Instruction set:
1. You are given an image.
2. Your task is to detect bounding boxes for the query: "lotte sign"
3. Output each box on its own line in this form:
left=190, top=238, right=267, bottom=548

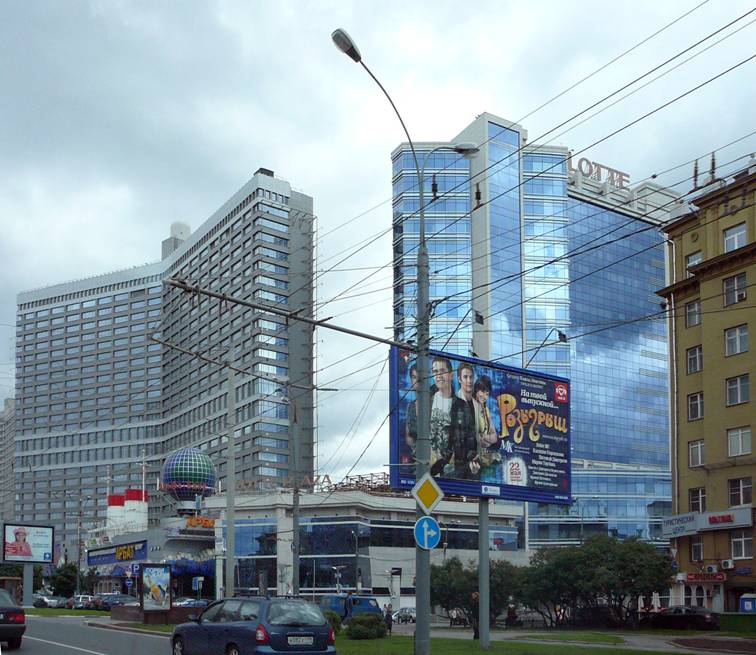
left=568, top=153, right=630, bottom=188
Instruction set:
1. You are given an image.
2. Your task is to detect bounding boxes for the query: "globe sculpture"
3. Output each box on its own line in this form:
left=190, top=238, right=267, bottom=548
left=161, top=447, right=216, bottom=505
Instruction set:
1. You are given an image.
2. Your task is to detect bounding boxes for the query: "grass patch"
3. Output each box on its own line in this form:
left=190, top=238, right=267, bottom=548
left=333, top=635, right=687, bottom=655
left=516, top=632, right=624, bottom=645
left=26, top=608, right=99, bottom=617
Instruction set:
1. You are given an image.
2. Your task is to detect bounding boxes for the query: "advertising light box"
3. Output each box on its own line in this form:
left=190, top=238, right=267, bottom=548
left=142, top=564, right=171, bottom=612
left=3, top=524, right=54, bottom=564
left=390, top=347, right=571, bottom=503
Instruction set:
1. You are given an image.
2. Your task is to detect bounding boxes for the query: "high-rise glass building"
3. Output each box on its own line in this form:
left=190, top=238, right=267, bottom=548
left=14, top=168, right=314, bottom=547
left=392, top=113, right=677, bottom=547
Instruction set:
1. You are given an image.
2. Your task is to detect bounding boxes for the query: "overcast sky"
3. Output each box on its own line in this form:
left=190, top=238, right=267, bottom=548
left=2, top=0, right=754, bottom=481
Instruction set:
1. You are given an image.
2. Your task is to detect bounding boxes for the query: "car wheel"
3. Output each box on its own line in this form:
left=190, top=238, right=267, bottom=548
left=6, top=637, right=22, bottom=650
left=172, top=636, right=184, bottom=655
left=226, top=644, right=241, bottom=655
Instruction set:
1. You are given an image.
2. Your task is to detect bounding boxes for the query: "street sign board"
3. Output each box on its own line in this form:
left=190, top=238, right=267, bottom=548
left=125, top=570, right=132, bottom=579
left=192, top=576, right=204, bottom=591
left=411, top=473, right=444, bottom=515
left=414, top=516, right=441, bottom=550
left=125, top=578, right=133, bottom=587
left=131, top=563, right=141, bottom=575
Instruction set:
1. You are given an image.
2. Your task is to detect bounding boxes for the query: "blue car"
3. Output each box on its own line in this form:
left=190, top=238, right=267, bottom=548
left=171, top=597, right=336, bottom=655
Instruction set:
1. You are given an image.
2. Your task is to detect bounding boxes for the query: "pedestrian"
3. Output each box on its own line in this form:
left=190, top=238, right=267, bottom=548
left=385, top=604, right=393, bottom=636
left=470, top=592, right=480, bottom=640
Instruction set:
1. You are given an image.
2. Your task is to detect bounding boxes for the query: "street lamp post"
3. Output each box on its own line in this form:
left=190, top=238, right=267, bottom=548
left=331, top=31, right=477, bottom=655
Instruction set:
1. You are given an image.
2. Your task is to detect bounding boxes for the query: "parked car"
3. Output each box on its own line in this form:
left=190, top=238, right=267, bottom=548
left=92, top=593, right=138, bottom=611
left=392, top=607, right=416, bottom=624
left=32, top=595, right=68, bottom=608
left=319, top=594, right=382, bottom=623
left=652, top=605, right=720, bottom=630
left=173, top=597, right=210, bottom=608
left=171, top=596, right=336, bottom=655
left=0, top=588, right=25, bottom=650
left=69, top=595, right=94, bottom=610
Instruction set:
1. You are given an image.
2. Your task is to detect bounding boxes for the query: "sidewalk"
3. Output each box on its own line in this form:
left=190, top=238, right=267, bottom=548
left=392, top=622, right=755, bottom=654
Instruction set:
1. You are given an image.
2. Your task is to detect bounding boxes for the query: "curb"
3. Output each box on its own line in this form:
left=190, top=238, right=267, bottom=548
left=86, top=620, right=171, bottom=638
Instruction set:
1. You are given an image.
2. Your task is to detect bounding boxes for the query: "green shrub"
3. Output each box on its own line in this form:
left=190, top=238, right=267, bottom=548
left=323, top=609, right=342, bottom=635
left=345, top=613, right=387, bottom=640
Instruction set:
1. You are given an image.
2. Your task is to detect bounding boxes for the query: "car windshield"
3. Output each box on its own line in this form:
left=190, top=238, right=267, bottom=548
left=0, top=590, right=16, bottom=606
left=268, top=601, right=326, bottom=626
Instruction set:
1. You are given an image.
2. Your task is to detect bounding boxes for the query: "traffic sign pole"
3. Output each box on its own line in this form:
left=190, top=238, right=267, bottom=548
left=479, top=498, right=490, bottom=648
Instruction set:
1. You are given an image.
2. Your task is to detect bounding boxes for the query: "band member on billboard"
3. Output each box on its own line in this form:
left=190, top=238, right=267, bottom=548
left=429, top=357, right=454, bottom=477
left=449, top=362, right=480, bottom=479
left=405, top=365, right=419, bottom=453
left=473, top=375, right=502, bottom=481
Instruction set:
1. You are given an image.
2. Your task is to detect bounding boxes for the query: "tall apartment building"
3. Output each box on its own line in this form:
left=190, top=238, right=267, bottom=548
left=658, top=158, right=755, bottom=612
left=14, top=168, right=314, bottom=547
left=392, top=112, right=678, bottom=548
left=0, top=398, right=14, bottom=522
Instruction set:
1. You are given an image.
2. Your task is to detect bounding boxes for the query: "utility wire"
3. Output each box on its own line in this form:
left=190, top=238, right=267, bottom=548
left=313, top=11, right=756, bottom=311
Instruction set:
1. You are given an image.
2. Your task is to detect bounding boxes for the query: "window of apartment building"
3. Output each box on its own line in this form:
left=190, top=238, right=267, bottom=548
left=726, top=374, right=750, bottom=406
left=724, top=223, right=747, bottom=253
left=685, top=300, right=701, bottom=327
left=728, top=426, right=752, bottom=457
left=725, top=324, right=749, bottom=356
left=724, top=273, right=747, bottom=306
left=689, top=535, right=704, bottom=562
left=686, top=345, right=703, bottom=374
left=732, top=529, right=753, bottom=559
left=689, top=440, right=705, bottom=467
left=688, top=392, right=704, bottom=420
left=689, top=487, right=706, bottom=513
left=729, top=477, right=752, bottom=506
left=685, top=251, right=703, bottom=276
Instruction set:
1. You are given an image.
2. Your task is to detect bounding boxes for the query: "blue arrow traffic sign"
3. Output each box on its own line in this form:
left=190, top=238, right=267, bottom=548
left=414, top=516, right=441, bottom=550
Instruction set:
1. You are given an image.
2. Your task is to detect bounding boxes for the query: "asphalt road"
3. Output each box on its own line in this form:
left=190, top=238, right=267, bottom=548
left=14, top=615, right=169, bottom=655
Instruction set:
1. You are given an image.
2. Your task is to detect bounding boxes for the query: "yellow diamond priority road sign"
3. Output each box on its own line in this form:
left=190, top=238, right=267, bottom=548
left=411, top=472, right=444, bottom=515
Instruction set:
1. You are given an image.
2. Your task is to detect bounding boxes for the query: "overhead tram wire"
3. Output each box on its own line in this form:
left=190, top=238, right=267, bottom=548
left=429, top=133, right=756, bottom=280
left=433, top=193, right=756, bottom=348
left=433, top=153, right=756, bottom=331
left=311, top=9, right=756, bottom=311
left=495, top=282, right=756, bottom=365
left=319, top=141, right=756, bottom=318
left=270, top=2, right=724, bottom=314
left=430, top=147, right=756, bottom=332
left=318, top=356, right=389, bottom=474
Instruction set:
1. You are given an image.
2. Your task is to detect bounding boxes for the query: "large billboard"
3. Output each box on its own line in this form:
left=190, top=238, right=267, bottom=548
left=390, top=347, right=571, bottom=503
left=3, top=524, right=54, bottom=564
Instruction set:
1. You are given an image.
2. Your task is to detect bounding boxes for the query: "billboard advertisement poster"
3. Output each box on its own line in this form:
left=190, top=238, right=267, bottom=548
left=2, top=524, right=54, bottom=564
left=141, top=564, right=171, bottom=611
left=390, top=347, right=571, bottom=504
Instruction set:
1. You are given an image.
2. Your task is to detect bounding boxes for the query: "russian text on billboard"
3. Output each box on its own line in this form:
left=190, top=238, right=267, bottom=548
left=390, top=347, right=571, bottom=504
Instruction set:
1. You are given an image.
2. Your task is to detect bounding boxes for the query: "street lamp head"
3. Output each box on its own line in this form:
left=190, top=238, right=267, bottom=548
left=453, top=142, right=480, bottom=159
left=331, top=28, right=361, bottom=63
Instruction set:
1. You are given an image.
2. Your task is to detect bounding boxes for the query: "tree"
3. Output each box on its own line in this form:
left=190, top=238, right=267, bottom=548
left=50, top=563, right=78, bottom=598
left=582, top=536, right=673, bottom=626
left=489, top=560, right=518, bottom=623
left=514, top=547, right=582, bottom=627
left=430, top=557, right=474, bottom=619
left=431, top=557, right=520, bottom=628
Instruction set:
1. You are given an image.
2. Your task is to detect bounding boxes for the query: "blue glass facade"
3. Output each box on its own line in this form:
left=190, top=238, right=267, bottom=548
left=391, top=114, right=671, bottom=548
left=392, top=149, right=472, bottom=354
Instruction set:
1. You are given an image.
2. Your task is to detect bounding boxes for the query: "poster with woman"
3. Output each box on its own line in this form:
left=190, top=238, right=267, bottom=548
left=3, top=524, right=54, bottom=563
